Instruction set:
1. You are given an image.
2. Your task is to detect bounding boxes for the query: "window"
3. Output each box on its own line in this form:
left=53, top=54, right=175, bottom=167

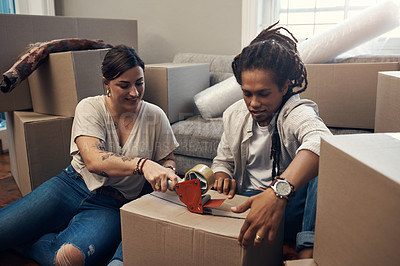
left=258, top=0, right=400, bottom=56
left=0, top=0, right=16, bottom=130
left=0, top=0, right=15, bottom=13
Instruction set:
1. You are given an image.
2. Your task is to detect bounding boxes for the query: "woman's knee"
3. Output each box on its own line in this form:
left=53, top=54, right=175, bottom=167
left=55, top=244, right=84, bottom=266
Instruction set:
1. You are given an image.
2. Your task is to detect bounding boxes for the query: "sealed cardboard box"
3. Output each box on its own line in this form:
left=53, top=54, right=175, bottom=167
left=143, top=63, right=210, bottom=123
left=0, top=13, right=138, bottom=112
left=28, top=49, right=109, bottom=117
left=121, top=190, right=283, bottom=266
left=374, top=71, right=400, bottom=133
left=8, top=111, right=73, bottom=196
left=314, top=133, right=400, bottom=266
left=303, top=63, right=399, bottom=129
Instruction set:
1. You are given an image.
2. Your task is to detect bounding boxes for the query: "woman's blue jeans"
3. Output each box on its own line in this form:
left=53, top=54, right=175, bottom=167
left=241, top=177, right=318, bottom=252
left=0, top=165, right=123, bottom=265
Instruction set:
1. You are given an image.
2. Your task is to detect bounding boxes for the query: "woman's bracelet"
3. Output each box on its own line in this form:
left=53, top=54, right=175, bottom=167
left=133, top=157, right=145, bottom=175
left=139, top=158, right=149, bottom=175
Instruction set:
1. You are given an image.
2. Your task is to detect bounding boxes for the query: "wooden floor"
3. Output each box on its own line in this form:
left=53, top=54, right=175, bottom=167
left=0, top=152, right=299, bottom=264
left=0, top=152, right=40, bottom=265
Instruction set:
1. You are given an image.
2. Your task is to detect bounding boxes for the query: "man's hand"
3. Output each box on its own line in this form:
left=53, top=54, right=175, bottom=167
left=231, top=189, right=287, bottom=248
left=213, top=172, right=236, bottom=199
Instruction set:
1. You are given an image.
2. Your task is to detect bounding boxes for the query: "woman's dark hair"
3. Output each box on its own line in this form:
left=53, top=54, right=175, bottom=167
left=232, top=22, right=308, bottom=178
left=101, top=44, right=144, bottom=81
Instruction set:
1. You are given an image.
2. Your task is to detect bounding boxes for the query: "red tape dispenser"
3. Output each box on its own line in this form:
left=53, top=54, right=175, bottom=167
left=169, top=164, right=225, bottom=214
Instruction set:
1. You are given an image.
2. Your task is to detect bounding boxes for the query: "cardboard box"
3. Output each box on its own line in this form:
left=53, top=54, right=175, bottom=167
left=28, top=49, right=109, bottom=117
left=9, top=111, right=73, bottom=196
left=374, top=71, right=400, bottom=133
left=0, top=127, right=8, bottom=153
left=0, top=13, right=138, bottom=112
left=303, top=62, right=399, bottom=129
left=314, top=133, right=400, bottom=266
left=143, top=63, right=210, bottom=123
left=5, top=112, right=19, bottom=183
left=121, top=190, right=284, bottom=266
left=284, top=259, right=316, bottom=266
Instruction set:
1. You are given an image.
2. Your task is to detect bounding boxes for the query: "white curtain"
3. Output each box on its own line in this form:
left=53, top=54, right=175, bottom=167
left=259, top=0, right=280, bottom=32
left=15, top=0, right=55, bottom=15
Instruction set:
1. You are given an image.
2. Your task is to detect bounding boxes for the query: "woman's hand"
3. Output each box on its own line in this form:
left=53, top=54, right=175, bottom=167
left=141, top=159, right=179, bottom=192
left=231, top=189, right=287, bottom=248
left=213, top=172, right=237, bottom=199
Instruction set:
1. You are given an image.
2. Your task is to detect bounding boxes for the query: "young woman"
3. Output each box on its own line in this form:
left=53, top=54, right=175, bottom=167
left=212, top=22, right=332, bottom=258
left=0, top=45, right=179, bottom=265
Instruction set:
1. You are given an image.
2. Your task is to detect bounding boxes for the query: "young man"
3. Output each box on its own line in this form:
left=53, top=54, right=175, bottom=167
left=211, top=23, right=332, bottom=258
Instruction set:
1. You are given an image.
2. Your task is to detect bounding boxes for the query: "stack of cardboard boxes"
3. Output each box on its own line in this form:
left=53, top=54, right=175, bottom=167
left=0, top=14, right=138, bottom=196
left=7, top=49, right=109, bottom=196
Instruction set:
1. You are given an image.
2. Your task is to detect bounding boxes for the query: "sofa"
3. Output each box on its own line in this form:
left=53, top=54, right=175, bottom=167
left=169, top=53, right=400, bottom=176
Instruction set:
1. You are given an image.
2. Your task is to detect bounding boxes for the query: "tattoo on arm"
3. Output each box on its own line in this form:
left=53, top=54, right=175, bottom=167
left=122, top=157, right=132, bottom=162
left=96, top=139, right=106, bottom=151
left=93, top=139, right=132, bottom=175
left=95, top=139, right=118, bottom=161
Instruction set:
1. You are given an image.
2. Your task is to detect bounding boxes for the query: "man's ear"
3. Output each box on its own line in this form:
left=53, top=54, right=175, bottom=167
left=282, top=80, right=289, bottom=95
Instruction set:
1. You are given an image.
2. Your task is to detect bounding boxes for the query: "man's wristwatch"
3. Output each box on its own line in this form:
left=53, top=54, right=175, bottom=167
left=268, top=176, right=295, bottom=200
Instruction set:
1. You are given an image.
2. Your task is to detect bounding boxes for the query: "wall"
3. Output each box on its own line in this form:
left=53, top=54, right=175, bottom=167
left=55, top=0, right=242, bottom=64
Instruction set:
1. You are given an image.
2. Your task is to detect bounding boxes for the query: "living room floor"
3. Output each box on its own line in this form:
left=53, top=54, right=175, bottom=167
left=0, top=152, right=299, bottom=265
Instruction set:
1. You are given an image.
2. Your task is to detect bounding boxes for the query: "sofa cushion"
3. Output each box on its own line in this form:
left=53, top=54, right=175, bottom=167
left=172, top=115, right=223, bottom=160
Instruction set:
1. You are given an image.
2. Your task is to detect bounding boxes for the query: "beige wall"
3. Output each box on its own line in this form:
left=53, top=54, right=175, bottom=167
left=55, top=0, right=242, bottom=64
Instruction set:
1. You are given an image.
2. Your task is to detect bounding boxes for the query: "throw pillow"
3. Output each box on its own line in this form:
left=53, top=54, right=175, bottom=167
left=194, top=76, right=242, bottom=119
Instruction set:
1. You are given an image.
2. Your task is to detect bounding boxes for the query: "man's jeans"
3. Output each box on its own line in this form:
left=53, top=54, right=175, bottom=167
left=0, top=165, right=122, bottom=265
left=241, top=177, right=318, bottom=251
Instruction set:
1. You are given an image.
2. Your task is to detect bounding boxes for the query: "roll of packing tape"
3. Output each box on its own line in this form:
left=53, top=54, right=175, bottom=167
left=184, top=164, right=215, bottom=195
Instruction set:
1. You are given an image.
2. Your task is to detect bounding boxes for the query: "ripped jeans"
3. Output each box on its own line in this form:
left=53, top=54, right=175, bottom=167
left=0, top=165, right=123, bottom=265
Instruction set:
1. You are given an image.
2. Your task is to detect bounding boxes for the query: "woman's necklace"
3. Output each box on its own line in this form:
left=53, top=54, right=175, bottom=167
left=105, top=96, right=140, bottom=131
left=113, top=118, right=134, bottom=130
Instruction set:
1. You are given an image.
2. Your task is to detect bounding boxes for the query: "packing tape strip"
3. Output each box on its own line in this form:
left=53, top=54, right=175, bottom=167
left=184, top=164, right=215, bottom=195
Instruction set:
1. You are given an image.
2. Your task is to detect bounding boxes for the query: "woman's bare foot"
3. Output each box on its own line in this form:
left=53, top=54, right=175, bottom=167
left=298, top=247, right=313, bottom=259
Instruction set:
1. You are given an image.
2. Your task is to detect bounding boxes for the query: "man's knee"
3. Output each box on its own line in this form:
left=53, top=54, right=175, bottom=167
left=55, top=244, right=84, bottom=266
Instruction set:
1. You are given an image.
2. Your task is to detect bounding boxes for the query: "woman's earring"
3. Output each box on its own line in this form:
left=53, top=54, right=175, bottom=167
left=106, top=90, right=111, bottom=97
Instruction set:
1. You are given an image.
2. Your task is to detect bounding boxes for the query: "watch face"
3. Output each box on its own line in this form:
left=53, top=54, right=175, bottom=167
left=276, top=181, right=291, bottom=196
